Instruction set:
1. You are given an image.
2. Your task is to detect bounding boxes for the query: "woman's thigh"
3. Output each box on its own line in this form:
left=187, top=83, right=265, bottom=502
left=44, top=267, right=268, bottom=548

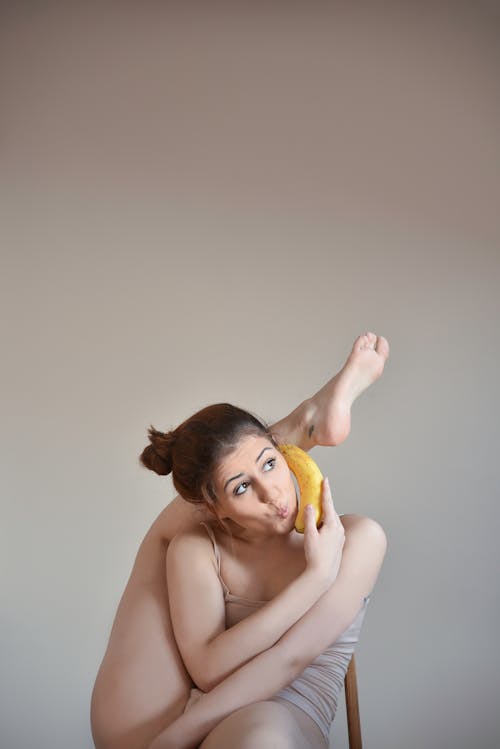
left=90, top=538, right=193, bottom=749
left=198, top=700, right=328, bottom=749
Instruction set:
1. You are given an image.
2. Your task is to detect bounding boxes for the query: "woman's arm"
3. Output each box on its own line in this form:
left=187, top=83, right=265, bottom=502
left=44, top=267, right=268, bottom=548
left=150, top=516, right=387, bottom=749
left=166, top=485, right=343, bottom=692
left=279, top=516, right=387, bottom=666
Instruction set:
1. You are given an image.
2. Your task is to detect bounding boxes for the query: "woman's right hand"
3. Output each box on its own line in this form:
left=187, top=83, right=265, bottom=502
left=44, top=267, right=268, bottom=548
left=302, top=477, right=345, bottom=587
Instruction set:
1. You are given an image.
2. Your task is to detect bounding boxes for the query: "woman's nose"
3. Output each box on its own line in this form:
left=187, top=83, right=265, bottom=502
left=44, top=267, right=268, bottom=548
left=259, top=483, right=280, bottom=506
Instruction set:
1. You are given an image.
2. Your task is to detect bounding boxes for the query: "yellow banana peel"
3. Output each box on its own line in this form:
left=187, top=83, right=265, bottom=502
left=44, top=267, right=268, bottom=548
left=279, top=443, right=324, bottom=533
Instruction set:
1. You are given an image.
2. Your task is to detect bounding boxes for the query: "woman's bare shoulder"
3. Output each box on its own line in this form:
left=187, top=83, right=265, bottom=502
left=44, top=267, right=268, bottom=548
left=341, top=513, right=387, bottom=540
left=166, top=528, right=218, bottom=577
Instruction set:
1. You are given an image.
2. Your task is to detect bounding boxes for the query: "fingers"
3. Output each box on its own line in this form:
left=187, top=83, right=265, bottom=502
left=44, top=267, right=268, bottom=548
left=303, top=477, right=337, bottom=534
left=321, top=477, right=339, bottom=525
left=303, top=501, right=320, bottom=535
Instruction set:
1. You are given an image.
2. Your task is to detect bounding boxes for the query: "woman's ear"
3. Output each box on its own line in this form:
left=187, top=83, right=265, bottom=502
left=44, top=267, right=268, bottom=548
left=205, top=500, right=235, bottom=536
left=201, top=486, right=228, bottom=523
left=205, top=500, right=225, bottom=522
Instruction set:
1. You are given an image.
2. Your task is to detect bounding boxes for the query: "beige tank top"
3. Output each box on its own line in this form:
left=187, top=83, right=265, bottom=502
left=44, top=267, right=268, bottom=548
left=191, top=521, right=372, bottom=745
left=199, top=521, right=269, bottom=627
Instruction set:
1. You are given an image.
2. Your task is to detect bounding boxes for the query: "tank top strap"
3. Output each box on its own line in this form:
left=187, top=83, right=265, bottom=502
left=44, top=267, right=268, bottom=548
left=198, top=521, right=231, bottom=597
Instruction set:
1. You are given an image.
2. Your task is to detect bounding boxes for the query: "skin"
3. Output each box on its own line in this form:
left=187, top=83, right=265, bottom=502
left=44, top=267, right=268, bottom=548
left=90, top=332, right=390, bottom=749
left=157, top=434, right=350, bottom=749
left=154, top=508, right=385, bottom=749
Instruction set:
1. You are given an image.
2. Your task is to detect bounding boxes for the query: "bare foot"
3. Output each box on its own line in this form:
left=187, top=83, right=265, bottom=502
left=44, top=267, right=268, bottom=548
left=303, top=332, right=390, bottom=448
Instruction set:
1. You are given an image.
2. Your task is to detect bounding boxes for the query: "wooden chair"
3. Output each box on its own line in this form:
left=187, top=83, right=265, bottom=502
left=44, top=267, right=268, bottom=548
left=344, top=653, right=362, bottom=749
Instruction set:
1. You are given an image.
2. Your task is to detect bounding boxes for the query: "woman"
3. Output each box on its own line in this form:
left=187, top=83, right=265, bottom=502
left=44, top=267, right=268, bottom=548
left=91, top=332, right=389, bottom=749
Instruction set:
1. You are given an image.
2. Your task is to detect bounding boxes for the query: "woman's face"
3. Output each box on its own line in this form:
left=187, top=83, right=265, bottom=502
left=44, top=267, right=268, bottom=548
left=212, top=433, right=298, bottom=540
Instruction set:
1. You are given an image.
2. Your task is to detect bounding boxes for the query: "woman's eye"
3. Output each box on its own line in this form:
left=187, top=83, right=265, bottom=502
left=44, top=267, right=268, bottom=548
left=233, top=459, right=275, bottom=495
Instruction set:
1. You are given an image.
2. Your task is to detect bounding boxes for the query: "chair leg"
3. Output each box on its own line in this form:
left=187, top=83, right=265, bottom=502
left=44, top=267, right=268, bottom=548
left=344, top=653, right=362, bottom=749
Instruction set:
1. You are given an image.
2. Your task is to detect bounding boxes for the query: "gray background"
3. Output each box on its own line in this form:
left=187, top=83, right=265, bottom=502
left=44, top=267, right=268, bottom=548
left=1, top=3, right=499, bottom=748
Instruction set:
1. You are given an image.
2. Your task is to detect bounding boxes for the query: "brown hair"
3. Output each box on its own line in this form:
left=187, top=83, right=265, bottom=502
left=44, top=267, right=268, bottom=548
left=139, top=403, right=279, bottom=524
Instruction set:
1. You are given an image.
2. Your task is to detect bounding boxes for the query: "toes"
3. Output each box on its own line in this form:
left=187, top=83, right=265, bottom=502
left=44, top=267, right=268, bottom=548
left=354, top=332, right=389, bottom=355
left=366, top=332, right=377, bottom=349
left=359, top=332, right=376, bottom=350
left=375, top=335, right=390, bottom=359
left=353, top=334, right=366, bottom=351
left=355, top=332, right=388, bottom=354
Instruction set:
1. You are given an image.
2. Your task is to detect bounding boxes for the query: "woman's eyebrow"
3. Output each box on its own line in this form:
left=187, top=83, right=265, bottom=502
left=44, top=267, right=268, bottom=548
left=223, top=447, right=273, bottom=490
left=255, top=446, right=272, bottom=463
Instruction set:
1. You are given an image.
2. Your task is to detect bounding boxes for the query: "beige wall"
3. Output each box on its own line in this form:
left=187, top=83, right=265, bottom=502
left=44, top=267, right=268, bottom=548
left=1, top=3, right=499, bottom=748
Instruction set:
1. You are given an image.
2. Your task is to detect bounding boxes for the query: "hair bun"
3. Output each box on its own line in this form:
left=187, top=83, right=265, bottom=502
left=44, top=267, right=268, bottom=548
left=139, top=426, right=175, bottom=476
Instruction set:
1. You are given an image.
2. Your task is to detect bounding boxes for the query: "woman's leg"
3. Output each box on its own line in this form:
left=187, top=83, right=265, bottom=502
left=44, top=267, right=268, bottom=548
left=90, top=534, right=194, bottom=749
left=198, top=701, right=327, bottom=749
left=271, top=332, right=389, bottom=450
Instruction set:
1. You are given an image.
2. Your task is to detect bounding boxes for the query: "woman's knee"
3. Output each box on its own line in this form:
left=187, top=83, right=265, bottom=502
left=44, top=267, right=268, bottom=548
left=199, top=702, right=301, bottom=749
left=91, top=671, right=190, bottom=749
left=201, top=725, right=293, bottom=749
left=241, top=723, right=297, bottom=749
